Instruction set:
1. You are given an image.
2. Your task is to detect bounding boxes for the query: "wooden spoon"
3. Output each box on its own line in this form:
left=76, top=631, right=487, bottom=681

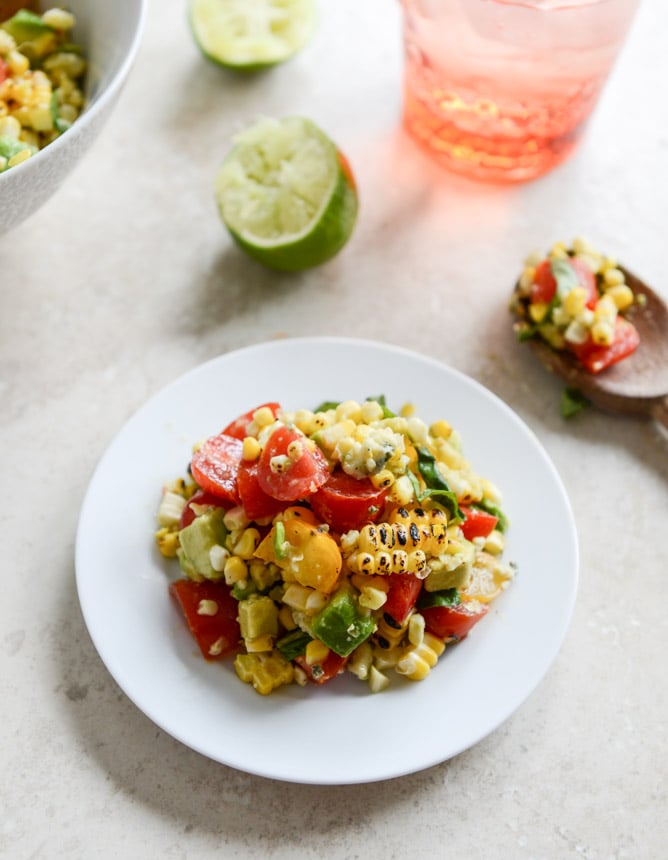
left=515, top=267, right=668, bottom=428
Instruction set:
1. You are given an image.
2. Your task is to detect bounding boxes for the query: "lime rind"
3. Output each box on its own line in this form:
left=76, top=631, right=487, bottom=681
left=215, top=117, right=358, bottom=272
left=189, top=0, right=317, bottom=71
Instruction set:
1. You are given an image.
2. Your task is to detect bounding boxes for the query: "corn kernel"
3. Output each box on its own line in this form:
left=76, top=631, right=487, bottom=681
left=41, top=8, right=76, bottom=30
left=252, top=406, right=276, bottom=428
left=591, top=321, right=615, bottom=346
left=7, top=50, right=29, bottom=76
left=223, top=556, right=247, bottom=586
left=368, top=665, right=390, bottom=693
left=7, top=148, right=31, bottom=168
left=370, top=469, right=393, bottom=489
left=278, top=605, right=297, bottom=630
left=233, top=527, right=261, bottom=560
left=305, top=639, right=330, bottom=665
left=242, top=436, right=261, bottom=461
left=529, top=302, right=549, bottom=323
left=603, top=267, right=625, bottom=287
left=430, top=419, right=452, bottom=440
left=563, top=286, right=587, bottom=317
left=549, top=242, right=569, bottom=260
left=360, top=399, right=384, bottom=423
left=607, top=284, right=634, bottom=312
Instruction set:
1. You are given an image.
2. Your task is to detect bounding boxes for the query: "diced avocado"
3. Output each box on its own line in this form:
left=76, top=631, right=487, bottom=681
left=423, top=542, right=474, bottom=591
left=311, top=588, right=375, bottom=658
left=2, top=10, right=54, bottom=43
left=238, top=595, right=279, bottom=641
left=178, top=508, right=228, bottom=580
left=0, top=136, right=33, bottom=160
left=423, top=562, right=470, bottom=592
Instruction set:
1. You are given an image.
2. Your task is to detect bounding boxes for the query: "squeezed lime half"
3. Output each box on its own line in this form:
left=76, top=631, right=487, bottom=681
left=189, top=0, right=317, bottom=71
left=215, top=116, right=359, bottom=271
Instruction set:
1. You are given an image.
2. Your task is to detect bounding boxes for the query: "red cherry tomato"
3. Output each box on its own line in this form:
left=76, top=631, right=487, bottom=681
left=0, top=59, right=7, bottom=85
left=222, top=402, right=281, bottom=440
left=256, top=426, right=330, bottom=502
left=421, top=602, right=488, bottom=641
left=459, top=506, right=498, bottom=541
left=531, top=257, right=598, bottom=308
left=310, top=470, right=389, bottom=533
left=169, top=579, right=241, bottom=660
left=382, top=574, right=422, bottom=625
left=179, top=489, right=226, bottom=529
left=190, top=433, right=243, bottom=506
left=294, top=651, right=348, bottom=685
left=237, top=459, right=289, bottom=521
left=570, top=316, right=640, bottom=374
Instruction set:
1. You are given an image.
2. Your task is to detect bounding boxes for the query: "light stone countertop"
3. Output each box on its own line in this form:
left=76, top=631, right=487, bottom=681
left=2, top=1, right=667, bottom=858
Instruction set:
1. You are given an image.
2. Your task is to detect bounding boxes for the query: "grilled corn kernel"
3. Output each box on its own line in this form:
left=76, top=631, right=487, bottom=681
left=360, top=399, right=384, bottom=423
left=253, top=406, right=276, bottom=428
left=370, top=469, right=393, bottom=489
left=7, top=148, right=31, bottom=167
left=7, top=50, right=29, bottom=76
left=155, top=527, right=180, bottom=558
left=278, top=605, right=297, bottom=631
left=233, top=527, right=261, bottom=559
left=387, top=475, right=414, bottom=506
left=245, top=634, right=274, bottom=653
left=549, top=241, right=569, bottom=260
left=483, top=530, right=506, bottom=556
left=408, top=613, right=425, bottom=647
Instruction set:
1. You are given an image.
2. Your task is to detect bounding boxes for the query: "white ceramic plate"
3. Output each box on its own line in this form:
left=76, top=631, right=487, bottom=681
left=76, top=337, right=578, bottom=784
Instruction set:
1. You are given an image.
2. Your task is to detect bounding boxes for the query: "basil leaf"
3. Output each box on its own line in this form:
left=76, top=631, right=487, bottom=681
left=560, top=387, right=590, bottom=419
left=417, top=588, right=461, bottom=609
left=365, top=395, right=396, bottom=419
left=472, top=500, right=508, bottom=533
left=313, top=400, right=340, bottom=413
left=276, top=629, right=312, bottom=662
left=415, top=447, right=463, bottom=521
left=550, top=257, right=579, bottom=300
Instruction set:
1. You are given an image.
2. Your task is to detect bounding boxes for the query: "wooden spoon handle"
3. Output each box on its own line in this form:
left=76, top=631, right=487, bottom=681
left=652, top=397, right=668, bottom=430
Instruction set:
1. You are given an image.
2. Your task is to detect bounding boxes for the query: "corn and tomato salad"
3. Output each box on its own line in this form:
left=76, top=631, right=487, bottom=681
left=155, top=398, right=514, bottom=695
left=0, top=6, right=86, bottom=172
left=512, top=237, right=640, bottom=374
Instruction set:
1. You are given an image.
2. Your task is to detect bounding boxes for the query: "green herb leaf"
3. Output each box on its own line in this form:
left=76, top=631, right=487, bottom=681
left=417, top=588, right=461, bottom=609
left=365, top=395, right=396, bottom=418
left=414, top=447, right=463, bottom=522
left=560, top=387, right=591, bottom=419
left=550, top=257, right=579, bottom=300
left=472, top=499, right=508, bottom=533
left=312, top=400, right=340, bottom=413
left=276, top=629, right=312, bottom=662
left=515, top=321, right=537, bottom=343
left=272, top=521, right=289, bottom=559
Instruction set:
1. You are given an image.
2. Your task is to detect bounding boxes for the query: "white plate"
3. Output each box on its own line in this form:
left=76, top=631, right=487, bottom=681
left=76, top=337, right=578, bottom=784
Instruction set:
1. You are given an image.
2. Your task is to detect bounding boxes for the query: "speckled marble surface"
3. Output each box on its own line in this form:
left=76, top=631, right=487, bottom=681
left=2, top=1, right=668, bottom=858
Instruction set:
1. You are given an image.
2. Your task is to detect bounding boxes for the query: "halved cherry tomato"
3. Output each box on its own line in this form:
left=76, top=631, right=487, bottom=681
left=256, top=426, right=330, bottom=502
left=310, top=469, right=389, bottom=533
left=459, top=506, right=498, bottom=541
left=222, top=402, right=281, bottom=440
left=190, top=433, right=243, bottom=505
left=179, top=489, right=226, bottom=529
left=169, top=578, right=241, bottom=660
left=421, top=601, right=488, bottom=641
left=531, top=257, right=598, bottom=309
left=294, top=651, right=348, bottom=685
left=237, top=459, right=289, bottom=521
left=383, top=573, right=422, bottom=625
left=570, top=316, right=640, bottom=374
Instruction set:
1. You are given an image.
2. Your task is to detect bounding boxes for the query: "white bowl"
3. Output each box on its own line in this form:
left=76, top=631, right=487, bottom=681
left=0, top=0, right=146, bottom=234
